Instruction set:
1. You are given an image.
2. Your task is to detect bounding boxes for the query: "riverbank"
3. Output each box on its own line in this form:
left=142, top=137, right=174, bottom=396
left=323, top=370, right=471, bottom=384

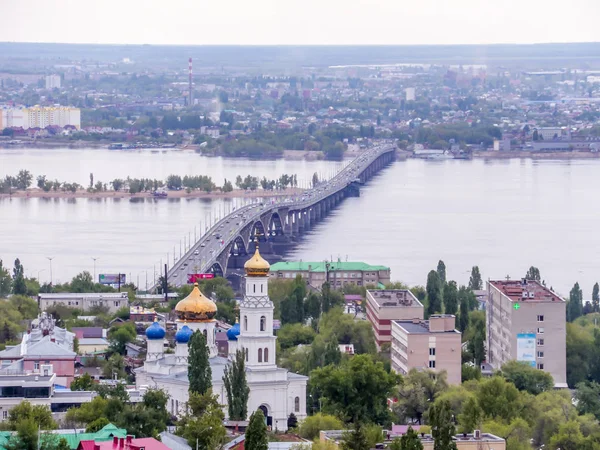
left=0, top=187, right=306, bottom=200
left=473, top=150, right=600, bottom=159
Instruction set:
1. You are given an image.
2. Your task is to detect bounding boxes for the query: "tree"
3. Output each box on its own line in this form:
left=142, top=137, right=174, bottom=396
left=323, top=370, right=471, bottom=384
left=501, top=361, right=554, bottom=395
left=12, top=258, right=26, bottom=295
left=312, top=172, right=319, bottom=187
left=525, top=266, right=541, bottom=281
left=468, top=267, right=482, bottom=290
left=7, top=401, right=57, bottom=430
left=0, top=259, right=11, bottom=297
left=180, top=392, right=226, bottom=449
left=533, top=129, right=539, bottom=141
left=310, top=354, right=399, bottom=424
left=436, top=260, right=446, bottom=284
left=246, top=409, right=269, bottom=450
left=457, top=396, right=482, bottom=433
left=223, top=349, right=250, bottom=420
left=102, top=353, right=127, bottom=379
left=426, top=271, right=442, bottom=316
left=575, top=381, right=600, bottom=419
left=458, top=296, right=469, bottom=332
left=341, top=422, right=369, bottom=450
left=188, top=330, right=212, bottom=395
left=278, top=323, right=317, bottom=350
left=299, top=413, right=345, bottom=440
left=548, top=420, right=586, bottom=450
left=428, top=399, right=457, bottom=450
left=288, top=413, right=298, bottom=430
left=394, top=370, right=448, bottom=425
left=71, top=373, right=94, bottom=391
left=108, top=322, right=137, bottom=354
left=443, top=281, right=458, bottom=315
left=399, top=427, right=423, bottom=450
left=567, top=282, right=583, bottom=322
left=593, top=283, right=599, bottom=313
left=86, top=417, right=110, bottom=433
left=111, top=179, right=124, bottom=191
left=222, top=178, right=233, bottom=193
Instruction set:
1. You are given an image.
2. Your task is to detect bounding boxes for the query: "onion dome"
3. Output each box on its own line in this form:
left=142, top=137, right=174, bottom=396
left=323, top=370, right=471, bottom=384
left=175, top=325, right=193, bottom=344
left=227, top=322, right=241, bottom=341
left=175, top=283, right=217, bottom=322
left=145, top=321, right=165, bottom=340
left=244, top=246, right=270, bottom=277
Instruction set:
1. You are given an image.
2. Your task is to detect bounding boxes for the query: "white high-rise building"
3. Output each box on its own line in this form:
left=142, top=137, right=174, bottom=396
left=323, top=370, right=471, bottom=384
left=405, top=87, right=416, bottom=102
left=0, top=106, right=80, bottom=130
left=135, top=246, right=307, bottom=430
left=45, top=75, right=62, bottom=90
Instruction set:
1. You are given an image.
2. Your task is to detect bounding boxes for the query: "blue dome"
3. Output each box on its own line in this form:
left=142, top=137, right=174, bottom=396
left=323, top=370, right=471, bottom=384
left=227, top=322, right=241, bottom=341
left=175, top=325, right=193, bottom=344
left=145, top=321, right=165, bottom=340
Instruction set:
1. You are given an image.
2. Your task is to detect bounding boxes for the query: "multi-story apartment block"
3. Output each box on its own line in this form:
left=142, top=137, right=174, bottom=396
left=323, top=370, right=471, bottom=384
left=487, top=279, right=567, bottom=387
left=391, top=315, right=462, bottom=385
left=366, top=289, right=424, bottom=348
left=45, top=74, right=62, bottom=89
left=39, top=292, right=128, bottom=314
left=0, top=106, right=80, bottom=130
left=269, top=260, right=391, bottom=289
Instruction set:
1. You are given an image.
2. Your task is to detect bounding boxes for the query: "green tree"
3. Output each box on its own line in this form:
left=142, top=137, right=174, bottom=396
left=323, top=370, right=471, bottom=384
left=12, top=258, right=26, bottom=295
left=443, top=281, right=458, bottom=315
left=312, top=172, right=319, bottom=187
left=70, top=271, right=96, bottom=292
left=7, top=401, right=57, bottom=430
left=304, top=292, right=322, bottom=320
left=593, top=283, right=600, bottom=313
left=458, top=296, right=470, bottom=332
left=0, top=259, right=11, bottom=297
left=278, top=323, right=316, bottom=350
left=111, top=179, right=124, bottom=191
left=575, top=381, right=600, bottom=419
left=548, top=420, right=586, bottom=450
left=179, top=392, right=226, bottom=449
left=108, top=322, right=137, bottom=354
left=426, top=270, right=442, bottom=316
left=468, top=266, right=482, bottom=290
left=222, top=179, right=234, bottom=193
left=341, top=422, right=369, bottom=450
left=102, top=353, right=127, bottom=379
left=567, top=322, right=592, bottom=387
left=428, top=399, right=457, bottom=450
left=71, top=373, right=94, bottom=391
left=501, top=361, right=554, bottom=395
left=223, top=349, right=250, bottom=421
left=525, top=266, right=541, bottom=281
left=310, top=354, right=399, bottom=424
left=394, top=370, right=448, bottom=425
left=476, top=377, right=521, bottom=422
left=246, top=409, right=269, bottom=450
left=9, top=295, right=38, bottom=319
left=85, top=417, right=110, bottom=433
left=298, top=413, right=345, bottom=440
left=188, top=330, right=212, bottom=395
left=436, top=260, right=446, bottom=284
left=567, top=282, right=583, bottom=322
left=457, top=396, right=482, bottom=433
left=399, top=427, right=424, bottom=450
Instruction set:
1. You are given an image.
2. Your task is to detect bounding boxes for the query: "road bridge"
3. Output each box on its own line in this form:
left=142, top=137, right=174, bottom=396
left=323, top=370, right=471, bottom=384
left=159, top=144, right=396, bottom=288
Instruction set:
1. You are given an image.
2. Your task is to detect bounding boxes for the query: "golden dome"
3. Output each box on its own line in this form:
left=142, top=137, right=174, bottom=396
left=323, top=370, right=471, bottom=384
left=244, top=247, right=270, bottom=277
left=175, top=283, right=217, bottom=322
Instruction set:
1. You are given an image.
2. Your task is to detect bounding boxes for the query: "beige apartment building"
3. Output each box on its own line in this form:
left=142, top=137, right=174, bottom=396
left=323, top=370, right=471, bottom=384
left=487, top=279, right=567, bottom=388
left=366, top=289, right=424, bottom=348
left=391, top=315, right=462, bottom=385
left=38, top=292, right=128, bottom=314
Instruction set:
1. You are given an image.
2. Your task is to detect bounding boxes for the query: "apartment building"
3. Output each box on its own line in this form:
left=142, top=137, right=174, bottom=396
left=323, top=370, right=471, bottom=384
left=0, top=106, right=80, bottom=130
left=366, top=289, right=424, bottom=348
left=39, top=292, right=128, bottom=314
left=391, top=315, right=462, bottom=385
left=487, top=279, right=567, bottom=388
left=269, top=260, right=391, bottom=289
left=45, top=74, right=61, bottom=89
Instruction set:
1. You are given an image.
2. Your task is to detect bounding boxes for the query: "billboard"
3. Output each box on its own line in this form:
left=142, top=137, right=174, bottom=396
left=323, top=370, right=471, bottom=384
left=187, top=273, right=215, bottom=284
left=99, top=274, right=126, bottom=285
left=516, top=333, right=536, bottom=367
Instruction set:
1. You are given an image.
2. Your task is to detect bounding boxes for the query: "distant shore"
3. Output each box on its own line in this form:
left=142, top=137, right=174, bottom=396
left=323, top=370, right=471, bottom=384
left=473, top=150, right=600, bottom=160
left=0, top=187, right=306, bottom=200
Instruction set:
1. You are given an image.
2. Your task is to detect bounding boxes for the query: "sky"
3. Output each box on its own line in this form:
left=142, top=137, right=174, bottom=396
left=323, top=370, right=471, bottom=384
left=1, top=0, right=600, bottom=46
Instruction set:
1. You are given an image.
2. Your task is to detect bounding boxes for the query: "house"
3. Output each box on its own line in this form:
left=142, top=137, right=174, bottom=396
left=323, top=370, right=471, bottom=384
left=77, top=436, right=170, bottom=450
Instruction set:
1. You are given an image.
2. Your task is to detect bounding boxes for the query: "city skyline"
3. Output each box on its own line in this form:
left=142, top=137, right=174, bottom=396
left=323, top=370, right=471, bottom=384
left=1, top=0, right=600, bottom=46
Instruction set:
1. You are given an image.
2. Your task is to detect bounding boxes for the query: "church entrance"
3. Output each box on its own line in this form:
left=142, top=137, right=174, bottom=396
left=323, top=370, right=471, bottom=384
left=259, top=405, right=273, bottom=428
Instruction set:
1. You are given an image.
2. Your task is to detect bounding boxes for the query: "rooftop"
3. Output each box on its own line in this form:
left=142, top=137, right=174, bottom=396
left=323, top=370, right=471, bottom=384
left=489, top=279, right=564, bottom=303
left=367, top=289, right=422, bottom=308
left=269, top=261, right=390, bottom=273
left=394, top=315, right=459, bottom=334
left=39, top=292, right=128, bottom=299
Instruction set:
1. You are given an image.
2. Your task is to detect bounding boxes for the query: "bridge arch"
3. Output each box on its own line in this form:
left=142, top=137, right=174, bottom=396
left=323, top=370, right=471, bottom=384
left=251, top=220, right=267, bottom=241
left=208, top=262, right=224, bottom=278
left=230, top=235, right=248, bottom=256
left=268, top=213, right=284, bottom=237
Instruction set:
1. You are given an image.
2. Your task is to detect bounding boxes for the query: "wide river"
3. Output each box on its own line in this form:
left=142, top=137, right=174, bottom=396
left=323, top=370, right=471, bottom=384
left=1, top=148, right=598, bottom=297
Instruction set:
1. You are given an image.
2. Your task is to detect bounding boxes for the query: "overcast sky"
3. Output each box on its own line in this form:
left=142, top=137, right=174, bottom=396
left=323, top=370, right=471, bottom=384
left=1, top=0, right=599, bottom=46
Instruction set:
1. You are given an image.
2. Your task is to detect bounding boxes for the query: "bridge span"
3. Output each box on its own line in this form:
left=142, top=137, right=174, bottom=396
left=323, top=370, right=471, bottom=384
left=161, top=144, right=396, bottom=288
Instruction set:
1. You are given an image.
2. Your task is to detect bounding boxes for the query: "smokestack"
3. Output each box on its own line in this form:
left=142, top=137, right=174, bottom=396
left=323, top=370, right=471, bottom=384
left=188, top=57, right=193, bottom=106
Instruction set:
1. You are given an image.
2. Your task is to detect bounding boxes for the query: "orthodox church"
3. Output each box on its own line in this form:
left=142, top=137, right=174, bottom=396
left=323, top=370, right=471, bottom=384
left=135, top=247, right=307, bottom=430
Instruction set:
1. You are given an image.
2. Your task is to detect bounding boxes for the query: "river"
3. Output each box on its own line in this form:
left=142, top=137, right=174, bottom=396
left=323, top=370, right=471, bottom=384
left=1, top=148, right=598, bottom=297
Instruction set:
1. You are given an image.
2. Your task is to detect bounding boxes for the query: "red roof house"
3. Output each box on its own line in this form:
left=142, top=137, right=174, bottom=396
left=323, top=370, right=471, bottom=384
left=77, top=436, right=170, bottom=450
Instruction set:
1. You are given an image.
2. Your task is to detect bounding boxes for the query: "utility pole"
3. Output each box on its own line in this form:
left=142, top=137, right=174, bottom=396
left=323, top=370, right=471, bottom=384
left=46, top=257, right=54, bottom=285
left=91, top=257, right=99, bottom=282
left=164, top=264, right=168, bottom=303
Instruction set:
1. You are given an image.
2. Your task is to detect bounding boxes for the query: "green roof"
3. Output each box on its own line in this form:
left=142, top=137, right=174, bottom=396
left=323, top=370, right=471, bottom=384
left=269, top=261, right=390, bottom=273
left=0, top=432, right=11, bottom=449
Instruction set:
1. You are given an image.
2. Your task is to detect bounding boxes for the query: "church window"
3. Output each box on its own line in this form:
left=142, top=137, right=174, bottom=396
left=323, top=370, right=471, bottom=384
left=295, top=396, right=300, bottom=412
left=264, top=347, right=269, bottom=362
left=203, top=330, right=207, bottom=339
left=260, top=316, right=266, bottom=331
left=244, top=316, right=248, bottom=331
left=261, top=284, right=263, bottom=293
left=258, top=348, right=263, bottom=362
left=245, top=348, right=248, bottom=362
left=253, top=284, right=256, bottom=293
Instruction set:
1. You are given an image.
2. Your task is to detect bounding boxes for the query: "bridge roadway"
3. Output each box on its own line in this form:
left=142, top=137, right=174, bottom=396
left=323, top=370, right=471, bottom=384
left=163, top=143, right=397, bottom=288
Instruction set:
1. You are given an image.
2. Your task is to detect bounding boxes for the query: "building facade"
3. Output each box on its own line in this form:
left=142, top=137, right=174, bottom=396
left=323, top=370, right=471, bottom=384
left=269, top=260, right=391, bottom=289
left=391, top=315, right=462, bottom=385
left=487, top=279, right=567, bottom=388
left=45, top=75, right=62, bottom=89
left=135, top=247, right=307, bottom=431
left=366, top=289, right=424, bottom=348
left=0, top=106, right=80, bottom=130
left=39, top=292, right=128, bottom=314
